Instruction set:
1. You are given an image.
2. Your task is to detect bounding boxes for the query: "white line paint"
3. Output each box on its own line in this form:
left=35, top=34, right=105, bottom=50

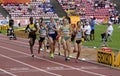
left=10, top=68, right=29, bottom=71
left=0, top=38, right=28, bottom=45
left=0, top=46, right=106, bottom=76
left=0, top=38, right=38, bottom=47
left=0, top=68, right=17, bottom=76
left=8, top=69, right=39, bottom=74
left=0, top=34, right=28, bottom=41
left=0, top=54, right=61, bottom=76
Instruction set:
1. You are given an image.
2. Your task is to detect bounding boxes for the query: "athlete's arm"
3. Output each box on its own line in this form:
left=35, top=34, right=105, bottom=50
left=25, top=25, right=29, bottom=33
left=34, top=24, right=38, bottom=32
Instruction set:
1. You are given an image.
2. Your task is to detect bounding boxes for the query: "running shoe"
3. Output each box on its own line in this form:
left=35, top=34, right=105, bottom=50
left=65, top=57, right=70, bottom=61
left=75, top=59, right=79, bottom=63
left=50, top=53, right=54, bottom=58
left=58, top=52, right=61, bottom=55
left=32, top=54, right=34, bottom=57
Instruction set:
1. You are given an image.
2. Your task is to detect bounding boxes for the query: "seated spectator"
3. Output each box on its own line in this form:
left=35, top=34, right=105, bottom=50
left=83, top=22, right=91, bottom=41
left=101, top=21, right=113, bottom=42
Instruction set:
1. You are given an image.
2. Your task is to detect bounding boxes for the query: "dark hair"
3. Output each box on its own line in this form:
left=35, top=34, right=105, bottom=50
left=93, top=17, right=96, bottom=20
left=30, top=17, right=33, bottom=19
left=39, top=17, right=43, bottom=23
left=29, top=17, right=33, bottom=21
left=29, top=17, right=33, bottom=24
left=9, top=19, right=14, bottom=27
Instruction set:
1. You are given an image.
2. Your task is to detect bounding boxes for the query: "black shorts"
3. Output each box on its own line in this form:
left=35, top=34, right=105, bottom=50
left=28, top=34, right=36, bottom=40
left=90, top=29, right=94, bottom=34
left=71, top=34, right=75, bottom=41
left=76, top=40, right=82, bottom=44
left=39, top=37, right=45, bottom=42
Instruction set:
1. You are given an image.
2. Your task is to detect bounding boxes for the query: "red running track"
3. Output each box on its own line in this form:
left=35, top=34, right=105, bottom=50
left=0, top=34, right=120, bottom=76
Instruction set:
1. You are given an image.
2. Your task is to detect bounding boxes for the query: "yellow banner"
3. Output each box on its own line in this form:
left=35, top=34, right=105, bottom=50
left=70, top=16, right=80, bottom=24
left=97, top=50, right=114, bottom=66
left=0, top=25, right=9, bottom=30
left=114, top=52, right=120, bottom=68
left=97, top=50, right=120, bottom=68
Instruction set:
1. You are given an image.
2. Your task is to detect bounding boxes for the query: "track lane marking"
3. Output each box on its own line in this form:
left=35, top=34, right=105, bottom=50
left=0, top=68, right=17, bottom=76
left=0, top=38, right=29, bottom=45
left=0, top=45, right=106, bottom=76
left=0, top=54, right=61, bottom=76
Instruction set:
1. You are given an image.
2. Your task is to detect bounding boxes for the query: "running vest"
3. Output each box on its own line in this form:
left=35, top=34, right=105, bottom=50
left=28, top=24, right=36, bottom=32
left=61, top=26, right=70, bottom=35
left=76, top=29, right=82, bottom=39
left=39, top=26, right=46, bottom=37
left=48, top=22, right=56, bottom=34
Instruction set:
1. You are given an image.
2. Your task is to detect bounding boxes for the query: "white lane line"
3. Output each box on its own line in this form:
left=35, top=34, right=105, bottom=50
left=0, top=46, right=106, bottom=76
left=0, top=54, right=61, bottom=76
left=0, top=38, right=28, bottom=45
left=0, top=38, right=38, bottom=47
left=0, top=34, right=27, bottom=41
left=0, top=68, right=17, bottom=76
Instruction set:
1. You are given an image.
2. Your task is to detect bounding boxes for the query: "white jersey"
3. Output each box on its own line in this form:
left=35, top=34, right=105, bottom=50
left=107, top=25, right=113, bottom=35
left=39, top=26, right=47, bottom=37
left=84, top=25, right=91, bottom=35
left=76, top=29, right=83, bottom=39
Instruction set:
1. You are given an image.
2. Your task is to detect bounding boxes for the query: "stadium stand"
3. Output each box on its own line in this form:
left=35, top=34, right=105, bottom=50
left=0, top=0, right=30, bottom=4
left=0, top=0, right=118, bottom=25
left=1, top=0, right=58, bottom=19
left=0, top=13, right=4, bottom=19
left=57, top=0, right=115, bottom=19
left=1, top=0, right=116, bottom=18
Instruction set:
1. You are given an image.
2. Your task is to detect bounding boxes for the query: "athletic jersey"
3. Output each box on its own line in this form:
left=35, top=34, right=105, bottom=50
left=57, top=25, right=61, bottom=30
left=76, top=29, right=82, bottom=39
left=28, top=24, right=36, bottom=31
left=8, top=27, right=14, bottom=34
left=61, top=25, right=70, bottom=35
left=107, top=25, right=113, bottom=35
left=25, top=23, right=37, bottom=35
left=48, top=22, right=56, bottom=34
left=39, top=26, right=46, bottom=37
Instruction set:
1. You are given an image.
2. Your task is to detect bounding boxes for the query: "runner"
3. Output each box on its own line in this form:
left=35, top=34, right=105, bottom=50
left=25, top=17, right=38, bottom=57
left=70, top=24, right=76, bottom=43
left=38, top=18, right=47, bottom=57
left=7, top=19, right=17, bottom=40
left=56, top=20, right=62, bottom=55
left=47, top=17, right=57, bottom=58
left=74, top=21, right=84, bottom=63
left=60, top=19, right=71, bottom=61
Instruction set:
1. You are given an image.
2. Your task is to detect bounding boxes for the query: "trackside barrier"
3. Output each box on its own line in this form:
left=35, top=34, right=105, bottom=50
left=97, top=50, right=120, bottom=68
left=0, top=25, right=9, bottom=30
left=97, top=50, right=114, bottom=66
left=114, top=52, right=120, bottom=68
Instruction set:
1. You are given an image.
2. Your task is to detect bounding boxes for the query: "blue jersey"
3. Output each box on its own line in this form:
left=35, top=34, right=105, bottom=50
left=90, top=20, right=95, bottom=30
left=48, top=22, right=56, bottom=34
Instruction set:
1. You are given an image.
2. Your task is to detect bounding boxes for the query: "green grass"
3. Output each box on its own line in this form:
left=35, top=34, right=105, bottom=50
left=82, top=24, right=120, bottom=51
left=0, top=30, right=7, bottom=34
